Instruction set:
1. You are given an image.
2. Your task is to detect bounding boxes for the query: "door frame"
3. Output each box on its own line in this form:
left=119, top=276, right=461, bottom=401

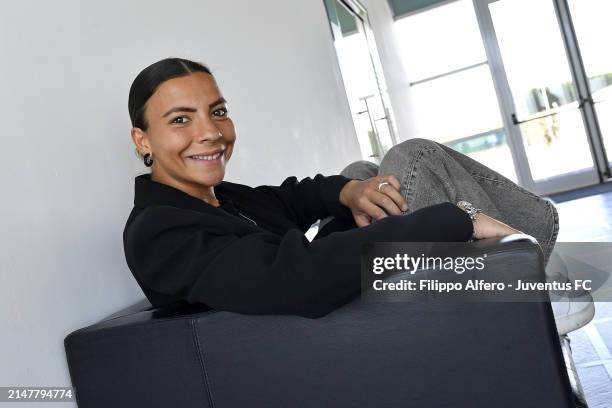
left=552, top=0, right=611, bottom=181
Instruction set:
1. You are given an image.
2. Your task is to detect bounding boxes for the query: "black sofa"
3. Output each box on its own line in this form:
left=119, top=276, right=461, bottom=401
left=64, top=235, right=574, bottom=407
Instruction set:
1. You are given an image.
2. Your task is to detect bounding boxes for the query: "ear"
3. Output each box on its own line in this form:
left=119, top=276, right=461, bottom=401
left=131, top=127, right=151, bottom=155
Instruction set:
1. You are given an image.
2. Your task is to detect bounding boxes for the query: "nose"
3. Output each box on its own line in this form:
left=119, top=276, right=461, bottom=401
left=195, top=119, right=223, bottom=143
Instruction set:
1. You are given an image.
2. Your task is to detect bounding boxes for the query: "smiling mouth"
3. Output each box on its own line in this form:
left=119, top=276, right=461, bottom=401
left=187, top=151, right=223, bottom=162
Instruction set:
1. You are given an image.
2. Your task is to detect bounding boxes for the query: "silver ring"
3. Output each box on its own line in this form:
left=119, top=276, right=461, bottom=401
left=378, top=181, right=389, bottom=191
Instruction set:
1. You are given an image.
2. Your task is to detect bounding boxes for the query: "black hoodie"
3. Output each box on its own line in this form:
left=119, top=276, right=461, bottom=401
left=122, top=173, right=473, bottom=318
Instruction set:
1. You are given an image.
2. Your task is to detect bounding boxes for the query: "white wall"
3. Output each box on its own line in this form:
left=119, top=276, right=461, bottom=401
left=0, top=0, right=364, bottom=405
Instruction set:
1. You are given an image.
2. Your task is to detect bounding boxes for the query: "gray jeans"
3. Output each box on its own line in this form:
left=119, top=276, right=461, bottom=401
left=339, top=138, right=559, bottom=266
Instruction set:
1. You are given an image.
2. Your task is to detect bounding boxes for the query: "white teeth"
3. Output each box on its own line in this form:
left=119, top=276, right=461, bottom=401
left=190, top=152, right=222, bottom=161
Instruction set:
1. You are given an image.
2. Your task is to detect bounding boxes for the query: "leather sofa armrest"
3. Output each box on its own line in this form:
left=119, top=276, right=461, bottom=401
left=64, top=235, right=573, bottom=408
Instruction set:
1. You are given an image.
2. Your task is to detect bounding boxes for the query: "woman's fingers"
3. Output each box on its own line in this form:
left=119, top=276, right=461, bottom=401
left=369, top=189, right=406, bottom=216
left=373, top=175, right=408, bottom=214
left=360, top=198, right=389, bottom=222
left=348, top=175, right=409, bottom=226
left=354, top=213, right=373, bottom=227
left=383, top=175, right=402, bottom=192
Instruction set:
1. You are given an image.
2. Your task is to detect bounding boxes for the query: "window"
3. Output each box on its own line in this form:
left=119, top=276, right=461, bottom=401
left=394, top=0, right=517, bottom=181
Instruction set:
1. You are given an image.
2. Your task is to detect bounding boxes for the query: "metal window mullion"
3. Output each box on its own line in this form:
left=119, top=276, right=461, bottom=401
left=360, top=96, right=385, bottom=158
left=552, top=0, right=611, bottom=181
left=408, top=61, right=489, bottom=86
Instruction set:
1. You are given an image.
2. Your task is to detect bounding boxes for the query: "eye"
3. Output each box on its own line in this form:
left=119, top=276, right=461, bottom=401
left=170, top=116, right=190, bottom=124
left=212, top=107, right=228, bottom=119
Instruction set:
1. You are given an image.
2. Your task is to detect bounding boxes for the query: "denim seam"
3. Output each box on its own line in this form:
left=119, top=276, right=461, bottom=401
left=402, top=146, right=458, bottom=206
left=469, top=173, right=543, bottom=201
left=541, top=203, right=552, bottom=262
left=471, top=171, right=540, bottom=193
left=544, top=202, right=560, bottom=263
left=402, top=148, right=433, bottom=205
left=467, top=172, right=514, bottom=186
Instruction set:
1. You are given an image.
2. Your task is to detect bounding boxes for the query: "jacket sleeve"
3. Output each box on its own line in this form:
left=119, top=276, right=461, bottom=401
left=254, top=174, right=357, bottom=230
left=124, top=202, right=474, bottom=319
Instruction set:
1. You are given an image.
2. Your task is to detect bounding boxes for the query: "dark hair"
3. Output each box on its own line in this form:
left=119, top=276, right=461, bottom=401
left=128, top=57, right=212, bottom=132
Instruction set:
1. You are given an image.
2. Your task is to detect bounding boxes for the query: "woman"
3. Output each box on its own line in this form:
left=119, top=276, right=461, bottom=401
left=123, top=57, right=553, bottom=318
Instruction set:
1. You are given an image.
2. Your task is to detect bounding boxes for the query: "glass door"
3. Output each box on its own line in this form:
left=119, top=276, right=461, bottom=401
left=324, top=0, right=398, bottom=164
left=474, top=0, right=611, bottom=195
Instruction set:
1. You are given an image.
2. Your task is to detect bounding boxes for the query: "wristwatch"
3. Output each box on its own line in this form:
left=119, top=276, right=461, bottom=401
left=456, top=200, right=482, bottom=242
left=456, top=200, right=482, bottom=220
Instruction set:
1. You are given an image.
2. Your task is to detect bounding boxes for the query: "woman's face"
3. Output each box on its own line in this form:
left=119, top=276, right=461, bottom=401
left=131, top=71, right=236, bottom=198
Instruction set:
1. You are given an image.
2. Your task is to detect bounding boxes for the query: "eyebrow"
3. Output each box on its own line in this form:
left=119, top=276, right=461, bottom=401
left=162, top=97, right=227, bottom=117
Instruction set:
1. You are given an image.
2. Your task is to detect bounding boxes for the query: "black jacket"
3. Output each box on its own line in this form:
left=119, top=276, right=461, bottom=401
left=123, top=173, right=473, bottom=318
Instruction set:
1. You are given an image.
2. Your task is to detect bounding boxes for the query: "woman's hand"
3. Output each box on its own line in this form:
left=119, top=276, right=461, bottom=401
left=472, top=212, right=522, bottom=239
left=339, top=176, right=409, bottom=227
left=338, top=176, right=523, bottom=238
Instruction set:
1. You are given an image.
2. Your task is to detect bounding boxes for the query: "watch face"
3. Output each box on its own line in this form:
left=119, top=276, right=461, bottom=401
left=457, top=200, right=470, bottom=209
left=457, top=201, right=479, bottom=220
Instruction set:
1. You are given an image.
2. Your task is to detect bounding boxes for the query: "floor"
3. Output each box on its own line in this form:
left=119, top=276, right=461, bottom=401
left=551, top=188, right=612, bottom=408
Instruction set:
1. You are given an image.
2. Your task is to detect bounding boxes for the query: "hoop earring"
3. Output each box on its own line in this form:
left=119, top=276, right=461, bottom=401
left=143, top=153, right=154, bottom=167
